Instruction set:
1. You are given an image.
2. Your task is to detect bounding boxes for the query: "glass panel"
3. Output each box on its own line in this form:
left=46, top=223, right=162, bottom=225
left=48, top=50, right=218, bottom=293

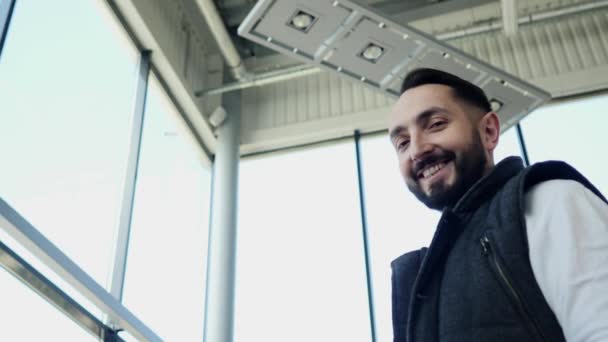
left=236, top=142, right=372, bottom=342
left=360, top=134, right=439, bottom=342
left=0, top=0, right=138, bottom=288
left=521, top=94, right=608, bottom=194
left=122, top=75, right=211, bottom=342
left=494, top=126, right=521, bottom=163
left=0, top=266, right=97, bottom=341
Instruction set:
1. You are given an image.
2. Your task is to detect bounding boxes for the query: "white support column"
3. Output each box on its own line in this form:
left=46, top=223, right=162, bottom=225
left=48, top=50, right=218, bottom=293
left=204, top=90, right=241, bottom=342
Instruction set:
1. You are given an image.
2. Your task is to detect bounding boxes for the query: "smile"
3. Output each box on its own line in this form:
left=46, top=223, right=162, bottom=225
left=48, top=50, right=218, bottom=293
left=418, top=161, right=449, bottom=180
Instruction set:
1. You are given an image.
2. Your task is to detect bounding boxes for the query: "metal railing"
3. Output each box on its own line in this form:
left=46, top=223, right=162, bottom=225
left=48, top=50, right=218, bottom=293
left=0, top=198, right=162, bottom=342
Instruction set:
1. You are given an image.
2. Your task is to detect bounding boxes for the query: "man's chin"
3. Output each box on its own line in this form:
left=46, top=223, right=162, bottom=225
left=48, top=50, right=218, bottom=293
left=418, top=194, right=451, bottom=211
left=404, top=133, right=487, bottom=211
left=408, top=185, right=453, bottom=211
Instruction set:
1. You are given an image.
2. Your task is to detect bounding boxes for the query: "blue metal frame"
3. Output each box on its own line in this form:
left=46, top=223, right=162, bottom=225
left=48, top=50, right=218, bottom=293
left=354, top=130, right=378, bottom=342
left=515, top=123, right=531, bottom=167
left=0, top=0, right=16, bottom=59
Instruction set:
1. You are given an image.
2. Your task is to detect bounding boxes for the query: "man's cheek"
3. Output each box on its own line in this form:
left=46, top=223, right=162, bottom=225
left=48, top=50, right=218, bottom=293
left=444, top=162, right=458, bottom=186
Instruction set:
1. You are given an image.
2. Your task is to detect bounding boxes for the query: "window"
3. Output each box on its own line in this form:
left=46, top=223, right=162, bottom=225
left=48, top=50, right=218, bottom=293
left=359, top=134, right=439, bottom=342
left=494, top=126, right=522, bottom=163
left=521, top=94, right=608, bottom=195
left=236, top=142, right=372, bottom=342
left=121, top=75, right=211, bottom=341
left=0, top=0, right=139, bottom=288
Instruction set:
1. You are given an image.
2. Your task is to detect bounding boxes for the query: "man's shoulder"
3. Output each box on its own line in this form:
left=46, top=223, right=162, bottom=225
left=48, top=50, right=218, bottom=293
left=526, top=178, right=585, bottom=197
left=521, top=160, right=606, bottom=203
left=522, top=160, right=593, bottom=191
left=524, top=179, right=587, bottom=213
left=525, top=178, right=608, bottom=214
left=391, top=247, right=427, bottom=273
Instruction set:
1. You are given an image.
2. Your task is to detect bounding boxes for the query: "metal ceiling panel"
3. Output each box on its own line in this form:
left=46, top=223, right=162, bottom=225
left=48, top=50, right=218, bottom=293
left=323, top=18, right=424, bottom=87
left=482, top=78, right=533, bottom=127
left=252, top=1, right=351, bottom=58
left=238, top=0, right=551, bottom=124
left=387, top=49, right=485, bottom=94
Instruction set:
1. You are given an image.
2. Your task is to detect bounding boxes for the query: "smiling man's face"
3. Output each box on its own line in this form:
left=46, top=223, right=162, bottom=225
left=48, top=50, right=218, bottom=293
left=389, top=83, right=496, bottom=210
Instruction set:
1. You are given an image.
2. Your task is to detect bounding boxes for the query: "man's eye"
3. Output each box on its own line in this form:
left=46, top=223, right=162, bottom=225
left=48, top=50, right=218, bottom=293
left=397, top=140, right=409, bottom=151
left=429, top=121, right=446, bottom=129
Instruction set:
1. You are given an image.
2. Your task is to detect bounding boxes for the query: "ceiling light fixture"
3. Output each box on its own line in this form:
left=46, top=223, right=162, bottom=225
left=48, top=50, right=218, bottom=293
left=490, top=99, right=504, bottom=112
left=289, top=11, right=316, bottom=32
left=360, top=43, right=384, bottom=63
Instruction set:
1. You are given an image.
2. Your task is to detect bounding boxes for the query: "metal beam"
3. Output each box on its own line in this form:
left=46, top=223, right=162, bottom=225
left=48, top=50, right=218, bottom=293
left=501, top=0, right=518, bottom=36
left=196, top=63, right=320, bottom=97
left=107, top=50, right=151, bottom=304
left=220, top=0, right=497, bottom=27
left=0, top=0, right=16, bottom=58
left=195, top=0, right=248, bottom=80
left=0, top=198, right=162, bottom=342
left=438, top=0, right=608, bottom=40
left=0, top=240, right=124, bottom=341
left=372, top=0, right=495, bottom=24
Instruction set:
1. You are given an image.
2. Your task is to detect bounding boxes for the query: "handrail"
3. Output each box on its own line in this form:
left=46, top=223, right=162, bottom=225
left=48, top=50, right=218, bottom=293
left=0, top=197, right=162, bottom=342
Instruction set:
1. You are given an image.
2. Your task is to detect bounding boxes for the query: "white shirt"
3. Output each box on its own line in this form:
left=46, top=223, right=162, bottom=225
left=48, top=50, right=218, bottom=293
left=525, top=180, right=608, bottom=341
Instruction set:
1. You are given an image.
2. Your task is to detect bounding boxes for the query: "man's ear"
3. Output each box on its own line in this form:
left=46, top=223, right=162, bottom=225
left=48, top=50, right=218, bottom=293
left=479, top=111, right=500, bottom=152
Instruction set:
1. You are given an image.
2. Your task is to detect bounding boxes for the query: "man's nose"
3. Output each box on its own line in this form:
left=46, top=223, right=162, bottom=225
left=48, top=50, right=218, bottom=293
left=409, top=137, right=433, bottom=162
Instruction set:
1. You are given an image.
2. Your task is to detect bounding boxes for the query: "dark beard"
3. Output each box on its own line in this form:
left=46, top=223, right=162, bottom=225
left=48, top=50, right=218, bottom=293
left=406, top=132, right=487, bottom=211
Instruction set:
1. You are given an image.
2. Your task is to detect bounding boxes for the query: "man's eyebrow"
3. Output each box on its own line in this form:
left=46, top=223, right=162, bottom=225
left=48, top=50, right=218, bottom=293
left=389, top=106, right=446, bottom=141
left=389, top=126, right=406, bottom=141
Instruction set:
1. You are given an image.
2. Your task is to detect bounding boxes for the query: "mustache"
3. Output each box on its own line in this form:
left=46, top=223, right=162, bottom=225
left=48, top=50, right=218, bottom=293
left=412, top=151, right=456, bottom=177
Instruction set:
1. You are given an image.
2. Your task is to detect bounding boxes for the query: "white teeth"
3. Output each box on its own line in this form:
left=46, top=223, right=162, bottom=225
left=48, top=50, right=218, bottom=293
left=422, top=162, right=445, bottom=179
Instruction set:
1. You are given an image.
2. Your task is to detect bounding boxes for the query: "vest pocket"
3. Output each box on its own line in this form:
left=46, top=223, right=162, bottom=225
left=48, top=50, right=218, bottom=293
left=480, top=234, right=546, bottom=342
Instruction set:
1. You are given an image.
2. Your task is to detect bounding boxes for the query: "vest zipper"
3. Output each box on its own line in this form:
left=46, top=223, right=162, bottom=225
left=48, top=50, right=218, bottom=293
left=480, top=235, right=546, bottom=342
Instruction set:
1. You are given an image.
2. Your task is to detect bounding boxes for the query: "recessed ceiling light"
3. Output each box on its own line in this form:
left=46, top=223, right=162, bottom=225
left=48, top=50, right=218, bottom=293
left=490, top=99, right=503, bottom=112
left=289, top=11, right=316, bottom=32
left=360, top=43, right=385, bottom=63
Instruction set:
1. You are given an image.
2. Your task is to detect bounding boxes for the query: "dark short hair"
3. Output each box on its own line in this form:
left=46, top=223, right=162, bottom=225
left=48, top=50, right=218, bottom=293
left=400, top=68, right=491, bottom=113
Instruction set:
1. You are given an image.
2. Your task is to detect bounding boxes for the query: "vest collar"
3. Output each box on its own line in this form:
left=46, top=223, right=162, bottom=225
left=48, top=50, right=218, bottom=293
left=452, top=156, right=524, bottom=214
left=412, top=156, right=524, bottom=294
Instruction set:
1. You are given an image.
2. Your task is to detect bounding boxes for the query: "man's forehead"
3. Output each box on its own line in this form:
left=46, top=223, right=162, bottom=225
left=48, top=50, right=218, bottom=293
left=389, top=84, right=455, bottom=126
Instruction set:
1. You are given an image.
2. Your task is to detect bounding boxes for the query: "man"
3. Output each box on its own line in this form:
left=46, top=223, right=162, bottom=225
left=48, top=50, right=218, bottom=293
left=389, top=68, right=608, bottom=342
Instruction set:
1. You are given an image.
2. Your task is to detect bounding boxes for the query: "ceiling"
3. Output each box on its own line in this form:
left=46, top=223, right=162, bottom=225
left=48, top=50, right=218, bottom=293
left=214, top=0, right=498, bottom=59
left=115, top=0, right=608, bottom=159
